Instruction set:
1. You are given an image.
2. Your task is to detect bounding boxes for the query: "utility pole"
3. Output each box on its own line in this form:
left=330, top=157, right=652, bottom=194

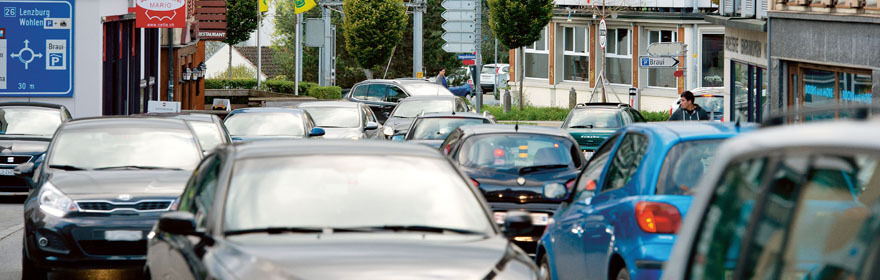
left=474, top=0, right=482, bottom=112
left=167, top=28, right=174, bottom=101
left=321, top=6, right=332, bottom=86
left=295, top=14, right=302, bottom=96
left=413, top=0, right=424, bottom=78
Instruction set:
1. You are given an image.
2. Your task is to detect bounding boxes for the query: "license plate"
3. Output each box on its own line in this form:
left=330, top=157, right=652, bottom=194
left=104, top=230, right=143, bottom=241
left=494, top=212, right=550, bottom=226
left=0, top=169, right=13, bottom=176
left=582, top=150, right=594, bottom=159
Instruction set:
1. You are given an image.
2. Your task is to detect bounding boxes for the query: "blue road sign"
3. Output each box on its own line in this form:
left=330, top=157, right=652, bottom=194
left=0, top=0, right=74, bottom=97
left=457, top=54, right=476, bottom=60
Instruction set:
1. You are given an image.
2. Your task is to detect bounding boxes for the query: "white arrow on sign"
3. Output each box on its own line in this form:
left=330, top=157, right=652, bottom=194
left=442, top=10, right=476, bottom=21
left=638, top=56, right=680, bottom=68
left=442, top=21, right=475, bottom=33
left=441, top=0, right=475, bottom=10
left=442, top=32, right=476, bottom=43
left=443, top=43, right=476, bottom=53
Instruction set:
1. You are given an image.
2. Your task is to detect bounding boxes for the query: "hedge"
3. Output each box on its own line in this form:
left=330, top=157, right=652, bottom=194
left=307, top=86, right=343, bottom=100
left=205, top=79, right=340, bottom=99
left=641, top=111, right=671, bottom=122
left=482, top=105, right=569, bottom=121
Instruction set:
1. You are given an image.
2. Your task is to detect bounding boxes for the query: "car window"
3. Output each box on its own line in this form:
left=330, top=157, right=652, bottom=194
left=366, top=84, right=387, bottom=101
left=302, top=107, right=360, bottom=128
left=352, top=85, right=368, bottom=100
left=188, top=121, right=225, bottom=153
left=629, top=109, right=645, bottom=122
left=457, top=134, right=577, bottom=172
left=391, top=100, right=455, bottom=118
left=601, top=133, right=649, bottom=192
left=177, top=155, right=222, bottom=229
left=224, top=112, right=305, bottom=137
left=656, top=139, right=725, bottom=195
left=408, top=118, right=489, bottom=140
left=573, top=134, right=619, bottom=201
left=564, top=109, right=622, bottom=129
left=688, top=157, right=768, bottom=280
left=0, top=106, right=64, bottom=136
left=364, top=105, right=379, bottom=123
left=387, top=86, right=407, bottom=103
left=620, top=110, right=633, bottom=125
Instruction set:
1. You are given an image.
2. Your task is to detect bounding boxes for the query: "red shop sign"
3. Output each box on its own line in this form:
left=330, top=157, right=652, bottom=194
left=133, top=0, right=187, bottom=28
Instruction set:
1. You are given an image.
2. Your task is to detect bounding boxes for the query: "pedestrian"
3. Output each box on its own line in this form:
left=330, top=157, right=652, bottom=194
left=669, top=90, right=710, bottom=121
left=436, top=68, right=448, bottom=88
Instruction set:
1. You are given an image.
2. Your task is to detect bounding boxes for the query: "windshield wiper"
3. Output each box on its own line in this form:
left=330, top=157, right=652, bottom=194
left=49, top=164, right=88, bottom=171
left=519, top=164, right=570, bottom=175
left=93, top=165, right=183, bottom=171
left=569, top=125, right=594, bottom=129
left=225, top=226, right=376, bottom=236
left=340, top=225, right=486, bottom=235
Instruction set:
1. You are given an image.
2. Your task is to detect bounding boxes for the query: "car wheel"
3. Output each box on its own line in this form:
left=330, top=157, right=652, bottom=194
left=615, top=266, right=631, bottom=280
left=22, top=249, right=47, bottom=280
left=539, top=254, right=552, bottom=280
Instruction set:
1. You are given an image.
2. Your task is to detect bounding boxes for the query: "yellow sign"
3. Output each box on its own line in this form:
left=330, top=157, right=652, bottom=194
left=259, top=0, right=270, bottom=13
left=295, top=0, right=316, bottom=14
left=417, top=72, right=424, bottom=78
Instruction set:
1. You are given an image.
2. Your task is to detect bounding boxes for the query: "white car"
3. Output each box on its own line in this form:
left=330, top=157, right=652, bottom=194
left=479, top=63, right=510, bottom=93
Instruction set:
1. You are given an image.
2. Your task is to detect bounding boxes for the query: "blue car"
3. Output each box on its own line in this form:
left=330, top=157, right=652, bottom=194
left=224, top=107, right=325, bottom=142
left=536, top=122, right=755, bottom=280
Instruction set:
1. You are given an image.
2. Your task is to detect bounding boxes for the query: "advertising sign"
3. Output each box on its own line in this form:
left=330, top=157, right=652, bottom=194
left=133, top=0, right=186, bottom=28
left=0, top=0, right=74, bottom=97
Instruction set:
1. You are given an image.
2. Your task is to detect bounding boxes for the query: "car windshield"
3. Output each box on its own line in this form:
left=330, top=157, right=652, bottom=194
left=656, top=139, right=724, bottom=195
left=409, top=118, right=489, bottom=140
left=565, top=109, right=621, bottom=129
left=0, top=107, right=62, bottom=136
left=458, top=134, right=577, bottom=172
left=481, top=66, right=496, bottom=74
left=695, top=96, right=724, bottom=113
left=48, top=127, right=201, bottom=170
left=224, top=155, right=493, bottom=234
left=301, top=107, right=359, bottom=128
left=391, top=100, right=455, bottom=118
left=188, top=121, right=225, bottom=152
left=224, top=112, right=304, bottom=137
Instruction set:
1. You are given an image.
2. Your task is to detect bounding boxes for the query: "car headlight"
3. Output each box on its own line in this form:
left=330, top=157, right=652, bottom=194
left=383, top=127, right=395, bottom=136
left=39, top=182, right=77, bottom=217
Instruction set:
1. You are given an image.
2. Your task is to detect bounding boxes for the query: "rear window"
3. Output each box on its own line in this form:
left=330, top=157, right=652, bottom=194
left=695, top=96, right=724, bottom=113
left=457, top=134, right=579, bottom=173
left=565, top=109, right=621, bottom=129
left=408, top=118, right=490, bottom=140
left=655, top=139, right=724, bottom=195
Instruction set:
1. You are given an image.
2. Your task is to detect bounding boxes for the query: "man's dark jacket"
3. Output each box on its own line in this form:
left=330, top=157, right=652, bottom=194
left=669, top=104, right=710, bottom=121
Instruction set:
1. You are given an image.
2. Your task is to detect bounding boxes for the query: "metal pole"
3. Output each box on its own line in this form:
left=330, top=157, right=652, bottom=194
left=167, top=28, right=174, bottom=101
left=295, top=14, right=302, bottom=96
left=322, top=6, right=332, bottom=86
left=257, top=10, right=262, bottom=88
left=413, top=0, right=423, bottom=78
left=474, top=0, right=482, bottom=112
left=494, top=38, right=497, bottom=99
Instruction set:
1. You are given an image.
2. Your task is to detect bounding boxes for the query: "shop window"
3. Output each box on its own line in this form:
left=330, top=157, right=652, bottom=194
left=786, top=62, right=873, bottom=122
left=702, top=34, right=724, bottom=87
left=605, top=28, right=632, bottom=85
left=563, top=26, right=589, bottom=82
left=732, top=62, right=766, bottom=123
left=648, top=30, right=677, bottom=88
left=525, top=27, right=549, bottom=79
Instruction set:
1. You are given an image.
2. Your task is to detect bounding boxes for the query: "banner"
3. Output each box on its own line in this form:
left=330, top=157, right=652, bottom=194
left=259, top=0, right=270, bottom=13
left=133, top=0, right=187, bottom=28
left=295, top=0, right=316, bottom=14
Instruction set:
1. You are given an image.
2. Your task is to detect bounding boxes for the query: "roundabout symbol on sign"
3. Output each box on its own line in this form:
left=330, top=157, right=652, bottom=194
left=10, top=39, right=42, bottom=70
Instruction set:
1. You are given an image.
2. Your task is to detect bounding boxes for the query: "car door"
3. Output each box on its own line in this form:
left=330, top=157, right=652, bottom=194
left=580, top=131, right=650, bottom=280
left=149, top=154, right=222, bottom=280
left=548, top=133, right=619, bottom=280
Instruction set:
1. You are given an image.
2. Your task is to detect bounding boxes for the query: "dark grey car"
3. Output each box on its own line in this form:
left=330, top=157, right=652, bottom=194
left=0, top=102, right=72, bottom=195
left=402, top=112, right=495, bottom=148
left=383, top=95, right=473, bottom=140
left=345, top=79, right=455, bottom=123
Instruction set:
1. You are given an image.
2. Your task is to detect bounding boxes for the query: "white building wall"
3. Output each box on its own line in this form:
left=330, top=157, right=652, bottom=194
left=244, top=5, right=276, bottom=47
left=0, top=0, right=127, bottom=118
left=204, top=45, right=267, bottom=80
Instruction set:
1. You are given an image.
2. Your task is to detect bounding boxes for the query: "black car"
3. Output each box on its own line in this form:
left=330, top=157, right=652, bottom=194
left=0, top=102, right=72, bottom=195
left=402, top=112, right=495, bottom=148
left=20, top=117, right=203, bottom=278
left=146, top=140, right=539, bottom=279
left=383, top=95, right=473, bottom=140
left=440, top=124, right=586, bottom=254
left=141, top=112, right=231, bottom=154
left=345, top=79, right=455, bottom=123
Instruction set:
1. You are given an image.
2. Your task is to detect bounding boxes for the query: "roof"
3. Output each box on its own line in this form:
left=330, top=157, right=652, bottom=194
left=297, top=101, right=360, bottom=108
left=229, top=107, right=306, bottom=115
left=231, top=140, right=445, bottom=160
left=629, top=121, right=757, bottom=140
left=718, top=120, right=880, bottom=157
left=0, top=102, right=67, bottom=110
left=62, top=116, right=190, bottom=131
left=418, top=112, right=491, bottom=119
left=235, top=46, right=282, bottom=79
left=457, top=124, right=573, bottom=138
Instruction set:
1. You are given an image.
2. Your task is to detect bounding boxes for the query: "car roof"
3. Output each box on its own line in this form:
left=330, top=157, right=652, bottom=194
left=418, top=112, right=489, bottom=119
left=0, top=102, right=66, bottom=110
left=229, top=107, right=306, bottom=115
left=457, top=124, right=573, bottom=138
left=573, top=103, right=630, bottom=110
left=717, top=120, right=880, bottom=156
left=62, top=116, right=191, bottom=131
left=628, top=121, right=756, bottom=141
left=140, top=112, right=218, bottom=122
left=690, top=87, right=725, bottom=96
left=297, top=101, right=360, bottom=108
left=231, top=140, right=445, bottom=160
left=400, top=95, right=459, bottom=101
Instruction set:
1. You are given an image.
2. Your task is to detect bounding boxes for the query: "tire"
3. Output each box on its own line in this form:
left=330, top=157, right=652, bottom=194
left=539, top=254, right=552, bottom=280
left=615, top=267, right=631, bottom=280
left=21, top=250, right=47, bottom=280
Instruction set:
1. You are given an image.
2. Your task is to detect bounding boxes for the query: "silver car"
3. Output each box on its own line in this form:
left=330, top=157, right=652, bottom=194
left=297, top=101, right=382, bottom=140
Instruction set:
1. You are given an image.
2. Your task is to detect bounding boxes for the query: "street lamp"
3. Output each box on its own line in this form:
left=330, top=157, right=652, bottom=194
left=183, top=68, right=192, bottom=81
left=198, top=62, right=207, bottom=78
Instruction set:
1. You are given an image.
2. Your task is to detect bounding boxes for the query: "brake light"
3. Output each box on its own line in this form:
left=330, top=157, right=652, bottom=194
left=444, top=144, right=451, bottom=155
left=635, top=202, right=681, bottom=234
left=565, top=179, right=575, bottom=190
left=494, top=149, right=505, bottom=157
left=470, top=178, right=480, bottom=187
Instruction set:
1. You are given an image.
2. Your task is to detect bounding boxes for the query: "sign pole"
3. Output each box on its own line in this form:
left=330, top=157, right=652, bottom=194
left=168, top=28, right=174, bottom=102
left=474, top=0, right=482, bottom=112
left=295, top=14, right=301, bottom=96
left=257, top=8, right=262, bottom=89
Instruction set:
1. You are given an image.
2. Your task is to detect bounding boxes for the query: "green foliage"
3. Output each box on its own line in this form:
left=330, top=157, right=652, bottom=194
left=205, top=79, right=258, bottom=89
left=342, top=0, right=408, bottom=74
left=483, top=105, right=569, bottom=121
left=224, top=0, right=260, bottom=45
left=210, top=65, right=257, bottom=79
left=487, top=0, right=553, bottom=49
left=205, top=79, right=337, bottom=99
left=307, top=86, right=343, bottom=100
left=641, top=111, right=672, bottom=122
left=272, top=2, right=321, bottom=83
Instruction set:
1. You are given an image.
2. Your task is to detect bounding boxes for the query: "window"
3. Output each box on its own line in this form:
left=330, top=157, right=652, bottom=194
left=364, top=105, right=379, bottom=123
left=605, top=28, right=632, bottom=85
left=602, top=133, right=648, bottom=192
left=702, top=34, right=724, bottom=87
left=732, top=62, right=767, bottom=123
left=648, top=30, right=678, bottom=88
left=352, top=85, right=369, bottom=100
left=656, top=139, right=725, bottom=195
left=366, top=84, right=387, bottom=101
left=178, top=155, right=222, bottom=229
left=386, top=86, right=407, bottom=103
left=525, top=27, right=549, bottom=79
left=574, top=134, right=619, bottom=201
left=787, top=62, right=873, bottom=122
left=563, top=26, right=590, bottom=82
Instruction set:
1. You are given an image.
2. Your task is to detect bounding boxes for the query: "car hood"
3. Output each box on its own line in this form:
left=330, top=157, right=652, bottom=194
left=384, top=117, right=415, bottom=133
left=212, top=234, right=527, bottom=280
left=48, top=170, right=191, bottom=200
left=0, top=136, right=51, bottom=155
left=317, top=127, right=363, bottom=139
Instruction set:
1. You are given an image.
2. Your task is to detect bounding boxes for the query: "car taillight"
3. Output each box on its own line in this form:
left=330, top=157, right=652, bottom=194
left=635, top=202, right=681, bottom=234
left=565, top=179, right=575, bottom=190
left=494, top=149, right=505, bottom=157
left=470, top=178, right=480, bottom=187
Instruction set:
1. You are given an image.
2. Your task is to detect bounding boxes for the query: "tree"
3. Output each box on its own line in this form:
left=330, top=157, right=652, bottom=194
left=223, top=0, right=260, bottom=79
left=488, top=0, right=552, bottom=109
left=211, top=65, right=257, bottom=79
left=342, top=0, right=408, bottom=79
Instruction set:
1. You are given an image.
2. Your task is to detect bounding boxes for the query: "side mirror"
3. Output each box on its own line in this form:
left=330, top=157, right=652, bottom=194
left=542, top=182, right=568, bottom=201
left=158, top=211, right=197, bottom=235
left=309, top=127, right=326, bottom=137
left=502, top=211, right=534, bottom=239
left=383, top=126, right=395, bottom=137
left=365, top=122, right=379, bottom=130
left=13, top=162, right=34, bottom=176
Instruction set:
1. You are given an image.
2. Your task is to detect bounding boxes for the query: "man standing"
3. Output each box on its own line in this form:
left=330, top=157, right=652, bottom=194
left=669, top=91, right=710, bottom=121
left=436, top=68, right=448, bottom=88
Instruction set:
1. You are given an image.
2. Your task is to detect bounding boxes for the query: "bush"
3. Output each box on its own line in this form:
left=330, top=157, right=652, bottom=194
left=483, top=105, right=569, bottom=121
left=642, top=111, right=671, bottom=122
left=307, top=86, right=343, bottom=100
left=206, top=79, right=321, bottom=96
left=205, top=79, right=258, bottom=89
